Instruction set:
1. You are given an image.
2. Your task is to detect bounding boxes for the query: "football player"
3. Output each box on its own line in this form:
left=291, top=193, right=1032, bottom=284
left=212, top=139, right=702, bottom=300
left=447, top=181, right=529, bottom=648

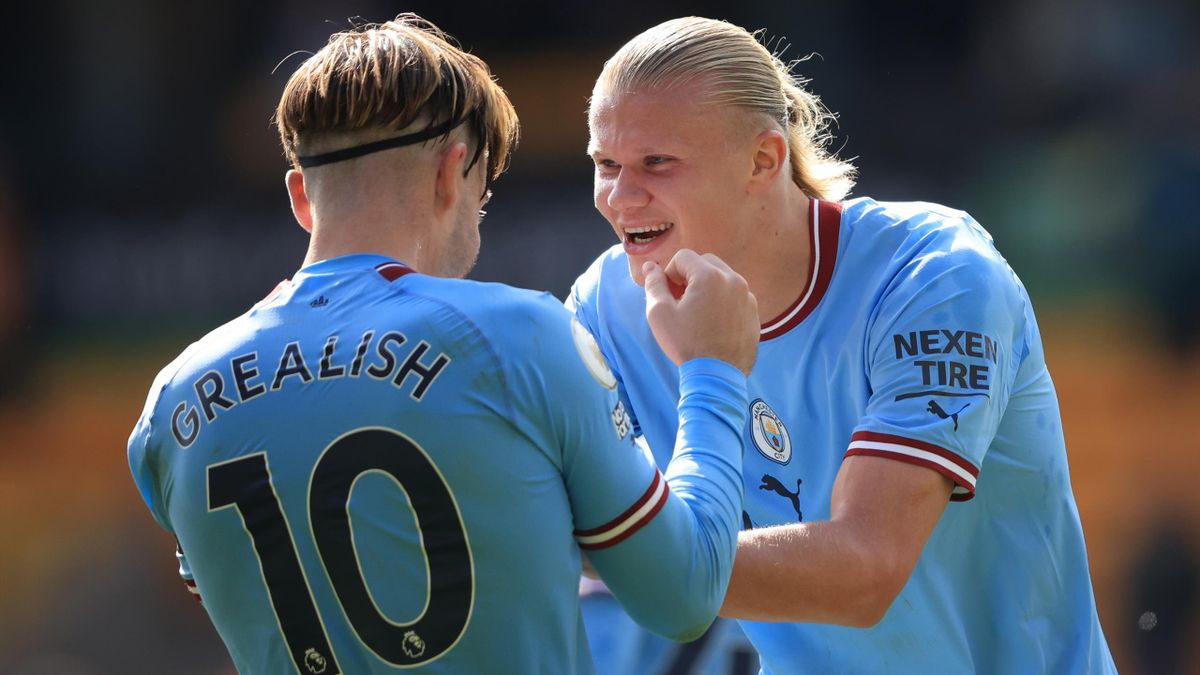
left=572, top=16, right=1116, bottom=674
left=129, top=14, right=760, bottom=674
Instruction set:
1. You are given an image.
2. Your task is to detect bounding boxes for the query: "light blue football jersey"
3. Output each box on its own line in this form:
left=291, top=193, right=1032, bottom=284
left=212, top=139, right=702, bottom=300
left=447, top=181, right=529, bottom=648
left=570, top=199, right=1116, bottom=674
left=129, top=253, right=748, bottom=674
left=580, top=585, right=759, bottom=675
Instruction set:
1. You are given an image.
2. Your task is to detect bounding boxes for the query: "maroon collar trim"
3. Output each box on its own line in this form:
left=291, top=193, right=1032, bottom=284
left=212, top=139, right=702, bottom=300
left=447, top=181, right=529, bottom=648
left=375, top=261, right=415, bottom=281
left=759, top=200, right=842, bottom=341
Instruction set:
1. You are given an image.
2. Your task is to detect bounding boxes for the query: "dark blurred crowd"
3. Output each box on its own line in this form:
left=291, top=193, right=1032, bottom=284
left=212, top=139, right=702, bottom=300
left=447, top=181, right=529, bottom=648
left=0, top=0, right=1196, bottom=352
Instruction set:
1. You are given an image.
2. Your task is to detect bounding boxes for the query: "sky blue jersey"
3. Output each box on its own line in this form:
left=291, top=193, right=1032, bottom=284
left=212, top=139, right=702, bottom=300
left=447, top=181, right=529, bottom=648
left=569, top=199, right=1116, bottom=674
left=128, top=253, right=748, bottom=674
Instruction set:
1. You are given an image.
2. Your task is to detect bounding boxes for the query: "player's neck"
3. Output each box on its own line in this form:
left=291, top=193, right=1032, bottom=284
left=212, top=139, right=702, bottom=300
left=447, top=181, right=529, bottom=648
left=739, top=192, right=814, bottom=325
left=302, top=202, right=434, bottom=271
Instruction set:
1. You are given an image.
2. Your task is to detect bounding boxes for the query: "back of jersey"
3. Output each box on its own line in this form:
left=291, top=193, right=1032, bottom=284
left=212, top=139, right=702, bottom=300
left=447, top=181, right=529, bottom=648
left=129, top=254, right=609, bottom=673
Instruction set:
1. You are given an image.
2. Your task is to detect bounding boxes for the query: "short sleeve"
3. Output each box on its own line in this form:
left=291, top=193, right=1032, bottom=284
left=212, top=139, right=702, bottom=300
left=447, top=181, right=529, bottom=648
left=850, top=238, right=1026, bottom=501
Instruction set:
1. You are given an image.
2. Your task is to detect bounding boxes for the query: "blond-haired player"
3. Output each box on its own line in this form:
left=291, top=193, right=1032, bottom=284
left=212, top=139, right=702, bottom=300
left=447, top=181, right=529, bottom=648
left=571, top=16, right=1117, bottom=674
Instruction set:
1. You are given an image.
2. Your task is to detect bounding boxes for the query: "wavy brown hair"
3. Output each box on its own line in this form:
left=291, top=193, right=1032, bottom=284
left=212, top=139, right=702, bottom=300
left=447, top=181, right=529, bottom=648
left=275, top=13, right=518, bottom=183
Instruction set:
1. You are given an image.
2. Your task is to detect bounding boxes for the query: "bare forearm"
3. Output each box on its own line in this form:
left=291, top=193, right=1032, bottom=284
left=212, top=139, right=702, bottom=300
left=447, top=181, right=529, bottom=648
left=719, top=457, right=953, bottom=626
left=719, top=520, right=901, bottom=626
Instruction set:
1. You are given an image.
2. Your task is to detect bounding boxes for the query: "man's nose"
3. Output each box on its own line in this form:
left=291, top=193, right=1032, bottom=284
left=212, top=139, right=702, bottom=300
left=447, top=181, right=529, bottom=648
left=606, top=169, right=650, bottom=211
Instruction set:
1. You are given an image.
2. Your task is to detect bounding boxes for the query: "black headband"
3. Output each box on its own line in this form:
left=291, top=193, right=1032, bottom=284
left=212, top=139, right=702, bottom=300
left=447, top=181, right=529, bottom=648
left=296, top=116, right=469, bottom=169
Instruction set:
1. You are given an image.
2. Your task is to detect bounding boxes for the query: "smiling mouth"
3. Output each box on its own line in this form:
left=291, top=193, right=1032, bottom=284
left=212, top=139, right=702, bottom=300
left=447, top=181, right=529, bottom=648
left=624, top=222, right=674, bottom=245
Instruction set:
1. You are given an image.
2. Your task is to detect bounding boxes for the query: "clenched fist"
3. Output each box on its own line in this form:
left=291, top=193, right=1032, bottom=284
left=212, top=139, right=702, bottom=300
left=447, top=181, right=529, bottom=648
left=642, top=249, right=759, bottom=376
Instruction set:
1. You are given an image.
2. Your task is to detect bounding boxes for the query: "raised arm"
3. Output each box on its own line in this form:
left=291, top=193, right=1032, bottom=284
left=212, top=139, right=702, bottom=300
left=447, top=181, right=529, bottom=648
left=563, top=249, right=760, bottom=639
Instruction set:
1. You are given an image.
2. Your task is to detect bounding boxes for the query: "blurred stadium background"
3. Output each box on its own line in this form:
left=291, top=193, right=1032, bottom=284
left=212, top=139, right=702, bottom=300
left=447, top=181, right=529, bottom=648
left=1, top=1, right=1197, bottom=672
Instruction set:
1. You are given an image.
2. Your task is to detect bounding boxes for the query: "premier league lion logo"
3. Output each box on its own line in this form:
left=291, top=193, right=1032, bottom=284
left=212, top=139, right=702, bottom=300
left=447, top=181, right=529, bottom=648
left=303, top=647, right=328, bottom=674
left=402, top=630, right=426, bottom=659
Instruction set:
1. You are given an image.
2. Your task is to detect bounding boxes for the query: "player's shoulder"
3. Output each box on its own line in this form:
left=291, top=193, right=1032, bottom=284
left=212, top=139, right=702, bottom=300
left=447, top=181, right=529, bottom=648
left=128, top=313, right=255, bottom=464
left=406, top=275, right=575, bottom=357
left=843, top=196, right=1012, bottom=282
left=415, top=275, right=566, bottom=326
left=140, top=314, right=261, bottom=411
left=843, top=196, right=985, bottom=243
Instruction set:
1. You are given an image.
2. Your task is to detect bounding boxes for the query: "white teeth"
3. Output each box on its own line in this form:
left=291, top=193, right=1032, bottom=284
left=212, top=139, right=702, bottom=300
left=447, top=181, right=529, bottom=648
left=624, top=223, right=673, bottom=234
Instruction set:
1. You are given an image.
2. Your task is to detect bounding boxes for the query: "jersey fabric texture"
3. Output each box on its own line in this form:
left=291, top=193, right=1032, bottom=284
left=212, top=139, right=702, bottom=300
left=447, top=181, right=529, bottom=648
left=129, top=253, right=747, bottom=674
left=580, top=590, right=759, bottom=675
left=569, top=198, right=1116, bottom=674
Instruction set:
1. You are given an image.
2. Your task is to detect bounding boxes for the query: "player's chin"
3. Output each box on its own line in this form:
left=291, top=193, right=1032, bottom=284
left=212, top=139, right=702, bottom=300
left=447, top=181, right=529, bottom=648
left=443, top=247, right=480, bottom=279
left=626, top=255, right=650, bottom=287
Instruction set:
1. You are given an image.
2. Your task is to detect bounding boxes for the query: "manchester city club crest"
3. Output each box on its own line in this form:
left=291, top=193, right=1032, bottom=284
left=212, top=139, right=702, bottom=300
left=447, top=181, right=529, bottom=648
left=750, top=399, right=791, bottom=464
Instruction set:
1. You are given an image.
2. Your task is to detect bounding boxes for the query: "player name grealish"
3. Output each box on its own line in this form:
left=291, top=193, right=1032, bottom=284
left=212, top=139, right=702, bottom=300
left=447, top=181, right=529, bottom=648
left=170, top=330, right=451, bottom=448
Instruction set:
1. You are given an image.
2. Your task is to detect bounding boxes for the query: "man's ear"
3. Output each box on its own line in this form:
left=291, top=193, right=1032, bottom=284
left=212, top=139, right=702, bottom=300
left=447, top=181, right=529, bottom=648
left=433, top=142, right=470, bottom=215
left=747, top=129, right=788, bottom=194
left=285, top=169, right=313, bottom=233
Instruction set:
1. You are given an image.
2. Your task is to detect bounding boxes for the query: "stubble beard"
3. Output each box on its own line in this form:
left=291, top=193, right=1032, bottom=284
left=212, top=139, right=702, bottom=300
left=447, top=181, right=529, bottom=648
left=441, top=210, right=482, bottom=279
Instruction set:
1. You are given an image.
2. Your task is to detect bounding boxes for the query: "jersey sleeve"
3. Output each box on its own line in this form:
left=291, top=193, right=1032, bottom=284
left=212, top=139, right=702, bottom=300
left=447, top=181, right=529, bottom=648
left=128, top=370, right=175, bottom=531
left=569, top=358, right=747, bottom=642
left=850, top=232, right=1027, bottom=501
left=177, top=540, right=202, bottom=604
left=130, top=352, right=206, bottom=602
left=509, top=297, right=747, bottom=641
left=567, top=272, right=642, bottom=438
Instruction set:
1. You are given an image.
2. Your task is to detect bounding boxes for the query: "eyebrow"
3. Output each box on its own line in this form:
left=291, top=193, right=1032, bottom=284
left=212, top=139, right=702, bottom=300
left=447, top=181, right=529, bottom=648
left=587, top=145, right=677, bottom=158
